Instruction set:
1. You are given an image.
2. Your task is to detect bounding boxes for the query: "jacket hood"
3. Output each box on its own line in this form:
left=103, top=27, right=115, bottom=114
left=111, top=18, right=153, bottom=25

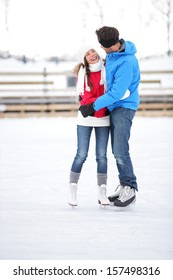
left=124, top=40, right=137, bottom=55
left=108, top=40, right=137, bottom=57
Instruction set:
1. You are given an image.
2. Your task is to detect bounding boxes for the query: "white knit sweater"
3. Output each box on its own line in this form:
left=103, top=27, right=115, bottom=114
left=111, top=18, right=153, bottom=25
left=77, top=111, right=110, bottom=127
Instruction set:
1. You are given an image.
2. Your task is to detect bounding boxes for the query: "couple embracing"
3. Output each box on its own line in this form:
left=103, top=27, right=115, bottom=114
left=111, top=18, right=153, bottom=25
left=68, top=26, right=140, bottom=209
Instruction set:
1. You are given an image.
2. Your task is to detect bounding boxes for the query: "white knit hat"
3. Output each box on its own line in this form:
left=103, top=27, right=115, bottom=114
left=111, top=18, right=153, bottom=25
left=77, top=45, right=98, bottom=63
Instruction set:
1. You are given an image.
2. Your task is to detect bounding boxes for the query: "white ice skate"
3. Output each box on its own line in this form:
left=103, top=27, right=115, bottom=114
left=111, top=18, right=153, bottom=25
left=68, top=183, right=78, bottom=207
left=98, top=184, right=110, bottom=206
left=108, top=184, right=123, bottom=205
left=113, top=186, right=136, bottom=208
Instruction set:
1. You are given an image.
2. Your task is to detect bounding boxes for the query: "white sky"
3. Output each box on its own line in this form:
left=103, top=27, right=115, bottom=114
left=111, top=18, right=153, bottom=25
left=0, top=0, right=173, bottom=58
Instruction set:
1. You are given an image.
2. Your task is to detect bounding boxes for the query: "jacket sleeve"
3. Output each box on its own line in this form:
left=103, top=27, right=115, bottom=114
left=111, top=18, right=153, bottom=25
left=80, top=96, right=98, bottom=105
left=94, top=60, right=133, bottom=111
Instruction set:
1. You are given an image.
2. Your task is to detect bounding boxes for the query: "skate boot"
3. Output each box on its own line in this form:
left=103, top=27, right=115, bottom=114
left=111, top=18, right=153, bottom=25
left=98, top=185, right=110, bottom=206
left=108, top=184, right=123, bottom=204
left=68, top=183, right=78, bottom=206
left=113, top=186, right=136, bottom=207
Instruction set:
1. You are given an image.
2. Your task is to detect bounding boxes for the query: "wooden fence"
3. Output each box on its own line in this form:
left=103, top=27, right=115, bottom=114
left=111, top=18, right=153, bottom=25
left=0, top=69, right=173, bottom=117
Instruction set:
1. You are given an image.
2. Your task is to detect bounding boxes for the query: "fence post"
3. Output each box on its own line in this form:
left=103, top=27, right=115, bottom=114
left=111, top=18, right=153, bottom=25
left=43, top=67, right=48, bottom=94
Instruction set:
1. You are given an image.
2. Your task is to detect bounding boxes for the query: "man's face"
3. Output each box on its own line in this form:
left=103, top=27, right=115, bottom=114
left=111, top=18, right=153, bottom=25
left=100, top=43, right=120, bottom=54
left=101, top=45, right=112, bottom=54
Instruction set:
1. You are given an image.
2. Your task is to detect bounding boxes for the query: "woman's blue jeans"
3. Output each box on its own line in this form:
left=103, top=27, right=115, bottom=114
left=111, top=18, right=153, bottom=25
left=110, top=108, right=138, bottom=190
left=71, top=125, right=110, bottom=174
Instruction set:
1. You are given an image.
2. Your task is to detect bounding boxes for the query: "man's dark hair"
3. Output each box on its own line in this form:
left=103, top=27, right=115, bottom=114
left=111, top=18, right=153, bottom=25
left=95, top=26, right=119, bottom=48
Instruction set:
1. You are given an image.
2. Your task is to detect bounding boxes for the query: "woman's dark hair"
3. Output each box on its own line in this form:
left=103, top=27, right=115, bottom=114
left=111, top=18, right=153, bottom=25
left=73, top=53, right=101, bottom=90
left=84, top=56, right=93, bottom=90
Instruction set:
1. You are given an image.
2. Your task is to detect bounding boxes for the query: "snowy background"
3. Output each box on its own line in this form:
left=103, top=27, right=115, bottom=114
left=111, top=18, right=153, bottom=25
left=1, top=0, right=173, bottom=58
left=0, top=115, right=173, bottom=260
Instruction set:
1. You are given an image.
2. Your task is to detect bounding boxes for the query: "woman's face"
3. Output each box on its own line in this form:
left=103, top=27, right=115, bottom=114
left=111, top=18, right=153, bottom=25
left=85, top=49, right=99, bottom=64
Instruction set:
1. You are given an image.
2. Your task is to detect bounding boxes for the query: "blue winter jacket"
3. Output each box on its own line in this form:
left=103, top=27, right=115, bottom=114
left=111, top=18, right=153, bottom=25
left=94, top=40, right=140, bottom=111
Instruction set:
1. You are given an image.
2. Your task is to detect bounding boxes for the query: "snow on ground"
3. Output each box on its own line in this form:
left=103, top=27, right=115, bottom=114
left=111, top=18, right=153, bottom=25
left=0, top=116, right=173, bottom=260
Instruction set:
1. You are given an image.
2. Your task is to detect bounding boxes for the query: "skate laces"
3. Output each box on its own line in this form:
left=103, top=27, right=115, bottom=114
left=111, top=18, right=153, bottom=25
left=101, top=187, right=106, bottom=195
left=100, top=185, right=107, bottom=198
left=70, top=184, right=77, bottom=199
left=118, top=186, right=134, bottom=201
left=115, top=184, right=123, bottom=194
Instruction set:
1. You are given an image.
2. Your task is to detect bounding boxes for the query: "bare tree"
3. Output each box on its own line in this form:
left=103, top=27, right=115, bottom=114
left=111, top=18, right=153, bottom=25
left=80, top=0, right=90, bottom=44
left=151, top=0, right=173, bottom=56
left=1, top=0, right=10, bottom=33
left=94, top=0, right=104, bottom=26
left=80, top=0, right=104, bottom=43
left=5, top=0, right=10, bottom=33
left=0, top=0, right=10, bottom=52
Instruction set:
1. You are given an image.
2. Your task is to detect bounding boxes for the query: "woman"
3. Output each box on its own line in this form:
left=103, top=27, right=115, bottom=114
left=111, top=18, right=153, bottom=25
left=68, top=46, right=110, bottom=207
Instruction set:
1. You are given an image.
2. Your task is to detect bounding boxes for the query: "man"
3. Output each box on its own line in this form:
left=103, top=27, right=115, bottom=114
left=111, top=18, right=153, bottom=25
left=79, top=26, right=140, bottom=208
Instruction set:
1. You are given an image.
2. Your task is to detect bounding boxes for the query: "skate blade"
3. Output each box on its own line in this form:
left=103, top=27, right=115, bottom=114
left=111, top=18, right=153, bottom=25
left=109, top=202, right=115, bottom=206
left=100, top=204, right=110, bottom=209
left=98, top=200, right=110, bottom=209
left=112, top=201, right=136, bottom=211
left=68, top=203, right=78, bottom=208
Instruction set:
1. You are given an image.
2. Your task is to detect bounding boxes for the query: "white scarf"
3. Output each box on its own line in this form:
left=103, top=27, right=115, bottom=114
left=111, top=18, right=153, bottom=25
left=77, top=60, right=106, bottom=95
